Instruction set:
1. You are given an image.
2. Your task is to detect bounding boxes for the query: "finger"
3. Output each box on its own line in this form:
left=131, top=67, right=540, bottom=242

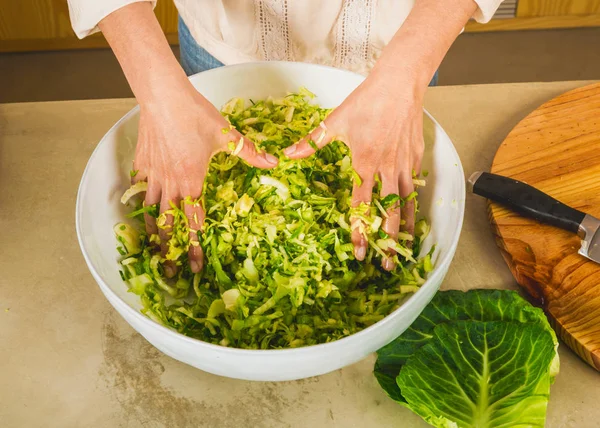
left=284, top=120, right=336, bottom=159
left=380, top=176, right=400, bottom=271
left=225, top=132, right=278, bottom=169
left=131, top=169, right=147, bottom=185
left=132, top=129, right=149, bottom=184
left=158, top=185, right=179, bottom=278
left=413, top=153, right=423, bottom=179
left=413, top=114, right=425, bottom=176
left=350, top=171, right=375, bottom=261
left=131, top=150, right=147, bottom=184
left=144, top=178, right=161, bottom=239
left=183, top=199, right=205, bottom=273
left=399, top=172, right=416, bottom=241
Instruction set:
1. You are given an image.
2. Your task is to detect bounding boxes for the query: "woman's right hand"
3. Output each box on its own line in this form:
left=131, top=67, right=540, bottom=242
left=134, top=82, right=278, bottom=276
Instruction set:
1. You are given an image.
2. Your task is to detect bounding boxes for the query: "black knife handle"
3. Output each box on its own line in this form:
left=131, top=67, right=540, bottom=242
left=470, top=171, right=585, bottom=234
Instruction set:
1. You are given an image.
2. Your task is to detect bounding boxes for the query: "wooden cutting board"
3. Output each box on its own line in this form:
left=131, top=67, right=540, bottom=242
left=489, top=83, right=600, bottom=371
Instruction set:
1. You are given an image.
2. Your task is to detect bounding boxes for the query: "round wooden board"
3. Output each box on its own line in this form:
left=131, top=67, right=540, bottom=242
left=490, top=83, right=600, bottom=370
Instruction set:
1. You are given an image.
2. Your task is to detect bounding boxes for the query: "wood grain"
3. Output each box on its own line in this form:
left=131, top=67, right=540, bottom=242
left=517, top=0, right=600, bottom=17
left=1, top=0, right=600, bottom=52
left=154, top=0, right=179, bottom=34
left=0, top=0, right=179, bottom=52
left=0, top=33, right=179, bottom=53
left=465, top=14, right=600, bottom=32
left=489, top=83, right=600, bottom=370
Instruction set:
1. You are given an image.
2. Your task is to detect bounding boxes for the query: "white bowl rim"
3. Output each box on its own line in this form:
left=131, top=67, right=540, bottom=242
left=75, top=60, right=466, bottom=357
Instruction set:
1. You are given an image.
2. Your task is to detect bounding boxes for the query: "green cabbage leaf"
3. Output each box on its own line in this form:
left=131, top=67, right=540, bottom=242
left=374, top=289, right=559, bottom=428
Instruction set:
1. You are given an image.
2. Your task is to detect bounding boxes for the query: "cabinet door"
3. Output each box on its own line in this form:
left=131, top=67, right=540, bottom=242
left=0, top=0, right=179, bottom=52
left=518, top=0, right=600, bottom=17
left=2, top=0, right=599, bottom=51
left=466, top=0, right=600, bottom=32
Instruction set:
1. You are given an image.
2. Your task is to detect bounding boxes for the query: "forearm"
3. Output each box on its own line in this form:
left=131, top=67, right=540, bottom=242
left=98, top=2, right=192, bottom=107
left=374, top=0, right=478, bottom=91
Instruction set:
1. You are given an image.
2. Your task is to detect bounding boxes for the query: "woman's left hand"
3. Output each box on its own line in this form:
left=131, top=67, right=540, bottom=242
left=284, top=66, right=426, bottom=271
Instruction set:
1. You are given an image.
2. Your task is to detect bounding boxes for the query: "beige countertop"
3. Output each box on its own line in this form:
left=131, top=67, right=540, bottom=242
left=2, top=81, right=599, bottom=428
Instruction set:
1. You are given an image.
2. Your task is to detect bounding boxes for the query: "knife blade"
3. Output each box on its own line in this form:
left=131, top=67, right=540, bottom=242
left=468, top=171, right=600, bottom=264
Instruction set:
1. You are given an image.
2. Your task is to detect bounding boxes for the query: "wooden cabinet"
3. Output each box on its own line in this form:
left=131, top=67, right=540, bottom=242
left=466, top=0, right=600, bottom=32
left=0, top=0, right=178, bottom=52
left=0, top=0, right=599, bottom=52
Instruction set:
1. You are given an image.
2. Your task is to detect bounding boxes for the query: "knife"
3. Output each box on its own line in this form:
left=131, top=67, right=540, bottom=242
left=468, top=171, right=600, bottom=264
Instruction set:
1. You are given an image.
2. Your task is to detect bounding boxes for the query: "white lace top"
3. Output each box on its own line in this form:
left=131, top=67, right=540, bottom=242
left=68, top=0, right=504, bottom=75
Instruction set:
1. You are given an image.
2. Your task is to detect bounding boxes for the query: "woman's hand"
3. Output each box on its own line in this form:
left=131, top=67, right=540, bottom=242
left=134, top=83, right=278, bottom=276
left=283, top=0, right=479, bottom=271
left=98, top=3, right=279, bottom=276
left=284, top=66, right=425, bottom=271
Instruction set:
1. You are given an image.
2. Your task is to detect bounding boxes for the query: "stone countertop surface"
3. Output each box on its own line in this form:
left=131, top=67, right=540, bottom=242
left=2, top=81, right=599, bottom=428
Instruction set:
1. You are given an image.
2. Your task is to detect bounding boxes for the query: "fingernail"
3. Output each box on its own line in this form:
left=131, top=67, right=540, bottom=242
left=356, top=245, right=366, bottom=261
left=164, top=264, right=175, bottom=278
left=190, top=260, right=200, bottom=273
left=265, top=153, right=278, bottom=165
left=284, top=144, right=297, bottom=156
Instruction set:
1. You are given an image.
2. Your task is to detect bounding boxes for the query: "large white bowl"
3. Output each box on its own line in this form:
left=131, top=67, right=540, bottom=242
left=76, top=62, right=465, bottom=381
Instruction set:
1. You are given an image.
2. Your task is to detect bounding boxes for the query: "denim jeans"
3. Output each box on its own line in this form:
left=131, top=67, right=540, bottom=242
left=178, top=17, right=439, bottom=86
left=178, top=17, right=224, bottom=75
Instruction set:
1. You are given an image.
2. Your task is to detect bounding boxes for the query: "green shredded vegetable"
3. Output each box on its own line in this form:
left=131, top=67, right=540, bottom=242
left=115, top=89, right=433, bottom=349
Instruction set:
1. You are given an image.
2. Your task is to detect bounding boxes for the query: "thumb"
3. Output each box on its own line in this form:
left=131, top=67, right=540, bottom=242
left=225, top=131, right=278, bottom=169
left=284, top=119, right=336, bottom=159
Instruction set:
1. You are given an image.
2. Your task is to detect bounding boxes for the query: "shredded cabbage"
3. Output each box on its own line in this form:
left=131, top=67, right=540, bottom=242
left=115, top=89, right=434, bottom=349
